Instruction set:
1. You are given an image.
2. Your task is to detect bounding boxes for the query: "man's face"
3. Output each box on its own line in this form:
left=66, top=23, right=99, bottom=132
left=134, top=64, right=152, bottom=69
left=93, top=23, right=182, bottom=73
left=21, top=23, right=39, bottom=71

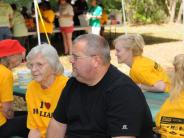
left=70, top=41, right=94, bottom=84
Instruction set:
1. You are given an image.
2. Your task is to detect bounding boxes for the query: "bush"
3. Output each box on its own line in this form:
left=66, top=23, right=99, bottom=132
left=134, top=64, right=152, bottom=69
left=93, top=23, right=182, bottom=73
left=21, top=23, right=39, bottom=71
left=126, top=0, right=168, bottom=24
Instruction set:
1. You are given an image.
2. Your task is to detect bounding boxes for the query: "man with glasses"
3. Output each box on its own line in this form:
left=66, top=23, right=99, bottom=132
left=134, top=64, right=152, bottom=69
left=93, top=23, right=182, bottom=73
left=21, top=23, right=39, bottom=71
left=47, top=34, right=154, bottom=138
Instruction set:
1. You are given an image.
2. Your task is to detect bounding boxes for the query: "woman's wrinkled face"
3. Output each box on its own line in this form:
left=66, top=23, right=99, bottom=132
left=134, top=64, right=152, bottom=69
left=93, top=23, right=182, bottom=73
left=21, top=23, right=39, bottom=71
left=114, top=41, right=132, bottom=64
left=27, top=53, right=54, bottom=84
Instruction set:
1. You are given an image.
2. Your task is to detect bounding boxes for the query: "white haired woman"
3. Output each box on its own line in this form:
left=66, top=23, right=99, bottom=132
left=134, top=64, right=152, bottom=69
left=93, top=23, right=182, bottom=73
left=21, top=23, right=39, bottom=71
left=0, top=39, right=28, bottom=137
left=114, top=34, right=171, bottom=92
left=155, top=54, right=184, bottom=138
left=26, top=44, right=68, bottom=138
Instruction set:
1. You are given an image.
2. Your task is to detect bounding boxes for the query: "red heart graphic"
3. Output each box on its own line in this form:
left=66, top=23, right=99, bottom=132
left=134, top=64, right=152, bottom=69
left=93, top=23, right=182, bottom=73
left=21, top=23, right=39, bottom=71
left=45, top=102, right=51, bottom=109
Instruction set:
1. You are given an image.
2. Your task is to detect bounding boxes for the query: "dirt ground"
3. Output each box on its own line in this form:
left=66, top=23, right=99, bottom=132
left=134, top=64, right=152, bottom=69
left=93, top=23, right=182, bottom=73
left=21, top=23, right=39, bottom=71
left=13, top=23, right=184, bottom=110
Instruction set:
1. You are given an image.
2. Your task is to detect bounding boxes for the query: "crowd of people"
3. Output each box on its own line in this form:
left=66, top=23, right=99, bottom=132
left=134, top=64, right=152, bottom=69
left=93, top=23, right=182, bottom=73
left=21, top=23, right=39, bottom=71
left=0, top=0, right=109, bottom=55
left=0, top=0, right=184, bottom=138
left=0, top=34, right=183, bottom=138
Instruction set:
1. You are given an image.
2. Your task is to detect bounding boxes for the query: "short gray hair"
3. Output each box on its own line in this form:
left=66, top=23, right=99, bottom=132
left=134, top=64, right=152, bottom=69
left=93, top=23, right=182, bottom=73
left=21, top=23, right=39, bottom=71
left=73, top=34, right=111, bottom=64
left=26, top=44, right=64, bottom=75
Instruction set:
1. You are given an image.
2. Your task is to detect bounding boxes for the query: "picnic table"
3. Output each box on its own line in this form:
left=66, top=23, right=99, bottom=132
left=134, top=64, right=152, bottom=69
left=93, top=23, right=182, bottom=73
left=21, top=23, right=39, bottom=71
left=144, top=92, right=169, bottom=119
left=28, top=26, right=91, bottom=36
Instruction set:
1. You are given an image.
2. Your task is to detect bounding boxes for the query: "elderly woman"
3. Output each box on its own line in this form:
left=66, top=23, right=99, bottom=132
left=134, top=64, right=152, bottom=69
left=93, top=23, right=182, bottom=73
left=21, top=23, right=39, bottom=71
left=0, top=39, right=28, bottom=137
left=155, top=54, right=184, bottom=138
left=26, top=44, right=68, bottom=138
left=113, top=34, right=171, bottom=92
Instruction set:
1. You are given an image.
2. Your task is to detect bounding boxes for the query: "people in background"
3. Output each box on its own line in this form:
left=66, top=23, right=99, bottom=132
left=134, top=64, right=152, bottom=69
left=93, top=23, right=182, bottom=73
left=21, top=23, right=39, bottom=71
left=0, top=39, right=28, bottom=137
left=47, top=34, right=154, bottom=138
left=73, top=0, right=88, bottom=26
left=0, top=0, right=13, bottom=40
left=59, top=0, right=74, bottom=55
left=26, top=44, right=68, bottom=138
left=99, top=4, right=108, bottom=36
left=11, top=4, right=28, bottom=47
left=87, top=0, right=102, bottom=35
left=39, top=1, right=55, bottom=44
left=155, top=54, right=184, bottom=138
left=21, top=6, right=35, bottom=32
left=113, top=34, right=171, bottom=92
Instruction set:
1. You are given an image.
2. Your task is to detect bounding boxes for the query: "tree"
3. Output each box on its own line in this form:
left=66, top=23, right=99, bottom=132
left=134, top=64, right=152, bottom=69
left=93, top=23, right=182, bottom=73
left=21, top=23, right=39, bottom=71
left=176, top=0, right=183, bottom=23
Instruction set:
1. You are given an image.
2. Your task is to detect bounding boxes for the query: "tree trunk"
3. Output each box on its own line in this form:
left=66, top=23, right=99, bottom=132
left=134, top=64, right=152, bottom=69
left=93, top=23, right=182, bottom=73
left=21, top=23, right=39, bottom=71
left=169, top=0, right=177, bottom=23
left=176, top=1, right=183, bottom=23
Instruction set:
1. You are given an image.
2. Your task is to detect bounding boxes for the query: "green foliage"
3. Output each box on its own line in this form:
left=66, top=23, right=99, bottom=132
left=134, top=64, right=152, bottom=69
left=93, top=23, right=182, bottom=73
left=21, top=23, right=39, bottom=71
left=101, top=0, right=122, bottom=13
left=3, top=0, right=170, bottom=24
left=126, top=0, right=167, bottom=24
left=4, top=0, right=30, bottom=8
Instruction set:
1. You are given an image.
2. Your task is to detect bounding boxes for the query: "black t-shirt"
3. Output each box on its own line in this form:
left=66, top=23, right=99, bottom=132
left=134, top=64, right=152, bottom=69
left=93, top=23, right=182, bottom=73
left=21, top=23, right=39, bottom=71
left=53, top=65, right=154, bottom=138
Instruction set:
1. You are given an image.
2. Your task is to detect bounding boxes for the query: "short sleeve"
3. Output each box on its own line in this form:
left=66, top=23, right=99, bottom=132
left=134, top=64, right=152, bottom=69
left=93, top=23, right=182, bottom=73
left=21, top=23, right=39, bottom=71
left=8, top=4, right=13, bottom=18
left=26, top=89, right=37, bottom=129
left=53, top=90, right=67, bottom=123
left=94, top=6, right=102, bottom=16
left=46, top=10, right=55, bottom=23
left=53, top=79, right=74, bottom=124
left=106, top=83, right=149, bottom=137
left=68, top=5, right=74, bottom=16
left=0, top=72, right=13, bottom=102
left=98, top=6, right=102, bottom=16
left=131, top=69, right=160, bottom=86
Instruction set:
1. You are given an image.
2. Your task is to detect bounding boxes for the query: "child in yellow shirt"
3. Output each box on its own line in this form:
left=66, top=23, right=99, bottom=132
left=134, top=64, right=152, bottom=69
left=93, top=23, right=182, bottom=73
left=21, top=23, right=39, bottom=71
left=155, top=54, right=184, bottom=138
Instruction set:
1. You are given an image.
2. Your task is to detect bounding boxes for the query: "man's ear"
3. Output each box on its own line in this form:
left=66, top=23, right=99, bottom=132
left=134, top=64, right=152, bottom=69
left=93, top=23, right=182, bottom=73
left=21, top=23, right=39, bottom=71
left=92, top=55, right=102, bottom=68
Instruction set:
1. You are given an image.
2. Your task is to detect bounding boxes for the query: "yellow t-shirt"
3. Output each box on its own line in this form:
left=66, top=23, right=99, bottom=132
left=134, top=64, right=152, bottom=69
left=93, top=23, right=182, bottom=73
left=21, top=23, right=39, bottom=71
left=39, top=9, right=55, bottom=34
left=0, top=1, right=13, bottom=27
left=26, top=75, right=68, bottom=138
left=0, top=64, right=14, bottom=126
left=155, top=91, right=184, bottom=138
left=129, top=56, right=171, bottom=92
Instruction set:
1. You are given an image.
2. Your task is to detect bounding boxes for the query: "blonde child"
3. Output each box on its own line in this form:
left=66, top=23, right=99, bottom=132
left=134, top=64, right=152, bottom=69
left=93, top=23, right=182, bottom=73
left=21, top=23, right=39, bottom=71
left=155, top=54, right=184, bottom=138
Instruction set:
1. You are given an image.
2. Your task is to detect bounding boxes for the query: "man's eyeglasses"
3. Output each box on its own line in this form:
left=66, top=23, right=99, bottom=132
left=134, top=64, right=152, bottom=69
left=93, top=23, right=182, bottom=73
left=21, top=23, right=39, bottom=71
left=70, top=54, right=95, bottom=61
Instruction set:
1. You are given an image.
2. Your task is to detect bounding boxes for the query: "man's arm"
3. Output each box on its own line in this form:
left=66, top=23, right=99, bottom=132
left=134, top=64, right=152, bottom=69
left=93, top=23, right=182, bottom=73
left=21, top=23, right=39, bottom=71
left=46, top=118, right=67, bottom=138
